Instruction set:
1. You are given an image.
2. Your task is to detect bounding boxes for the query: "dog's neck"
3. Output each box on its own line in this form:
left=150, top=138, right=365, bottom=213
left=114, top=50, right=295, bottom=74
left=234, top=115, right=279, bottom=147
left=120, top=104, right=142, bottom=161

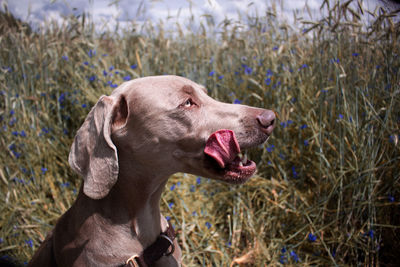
left=75, top=166, right=171, bottom=249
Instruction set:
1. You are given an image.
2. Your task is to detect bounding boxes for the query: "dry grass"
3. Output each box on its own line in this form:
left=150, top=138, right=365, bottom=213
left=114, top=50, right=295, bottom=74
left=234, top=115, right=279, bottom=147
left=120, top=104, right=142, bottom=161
left=0, top=0, right=399, bottom=266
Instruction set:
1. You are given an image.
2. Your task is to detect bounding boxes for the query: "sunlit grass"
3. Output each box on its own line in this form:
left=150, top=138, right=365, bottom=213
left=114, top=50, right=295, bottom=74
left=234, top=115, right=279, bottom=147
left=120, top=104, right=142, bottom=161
left=1, top=0, right=399, bottom=265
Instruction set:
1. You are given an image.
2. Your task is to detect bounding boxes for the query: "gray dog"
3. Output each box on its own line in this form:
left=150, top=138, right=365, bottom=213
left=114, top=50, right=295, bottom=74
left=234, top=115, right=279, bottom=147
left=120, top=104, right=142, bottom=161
left=28, top=75, right=275, bottom=267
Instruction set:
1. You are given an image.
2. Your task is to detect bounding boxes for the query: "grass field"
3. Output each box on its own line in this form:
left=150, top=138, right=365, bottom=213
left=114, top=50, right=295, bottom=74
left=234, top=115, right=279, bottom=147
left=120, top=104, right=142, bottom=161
left=1, top=0, right=399, bottom=266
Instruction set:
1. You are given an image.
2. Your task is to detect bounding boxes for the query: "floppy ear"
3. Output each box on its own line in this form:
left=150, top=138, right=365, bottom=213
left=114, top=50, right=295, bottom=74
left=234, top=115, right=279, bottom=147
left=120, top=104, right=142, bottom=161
left=68, top=95, right=127, bottom=199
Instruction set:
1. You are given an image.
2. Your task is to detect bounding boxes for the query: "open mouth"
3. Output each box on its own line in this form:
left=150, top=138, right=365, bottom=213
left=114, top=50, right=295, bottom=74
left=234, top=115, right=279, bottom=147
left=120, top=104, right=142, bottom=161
left=204, top=129, right=257, bottom=183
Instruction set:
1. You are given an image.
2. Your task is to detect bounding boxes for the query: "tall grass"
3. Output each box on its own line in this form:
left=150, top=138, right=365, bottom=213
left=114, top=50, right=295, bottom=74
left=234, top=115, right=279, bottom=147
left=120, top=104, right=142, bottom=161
left=1, top=0, right=399, bottom=265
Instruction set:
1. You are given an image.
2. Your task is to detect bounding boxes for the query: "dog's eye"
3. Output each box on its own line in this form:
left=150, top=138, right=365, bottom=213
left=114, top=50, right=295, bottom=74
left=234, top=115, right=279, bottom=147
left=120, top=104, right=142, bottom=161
left=184, top=99, right=193, bottom=107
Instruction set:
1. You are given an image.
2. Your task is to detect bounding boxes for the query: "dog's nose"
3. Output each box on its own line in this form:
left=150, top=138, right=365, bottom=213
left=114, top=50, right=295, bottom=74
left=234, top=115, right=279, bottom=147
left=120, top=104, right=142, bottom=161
left=257, top=110, right=276, bottom=135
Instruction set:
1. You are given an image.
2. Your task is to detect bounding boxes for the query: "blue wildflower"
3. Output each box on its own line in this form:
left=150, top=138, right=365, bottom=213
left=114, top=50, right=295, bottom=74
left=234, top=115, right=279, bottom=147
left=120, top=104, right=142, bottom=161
left=42, top=127, right=49, bottom=134
left=209, top=70, right=215, bottom=76
left=109, top=66, right=114, bottom=71
left=62, top=55, right=68, bottom=61
left=290, top=251, right=299, bottom=262
left=166, top=216, right=171, bottom=221
left=41, top=167, right=47, bottom=175
left=81, top=104, right=87, bottom=108
left=88, top=49, right=96, bottom=58
left=192, top=211, right=197, bottom=216
left=218, top=75, right=224, bottom=80
left=60, top=182, right=70, bottom=188
left=388, top=195, right=395, bottom=203
left=83, top=61, right=89, bottom=66
left=300, top=63, right=308, bottom=69
left=123, top=75, right=131, bottom=81
left=279, top=255, right=287, bottom=264
left=168, top=202, right=174, bottom=209
left=267, top=145, right=275, bottom=153
left=12, top=131, right=19, bottom=136
left=308, top=233, right=317, bottom=242
left=111, top=83, right=118, bottom=88
left=233, top=99, right=242, bottom=104
left=58, top=93, right=66, bottom=104
left=130, top=64, right=137, bottom=69
left=304, top=140, right=309, bottom=146
left=25, top=239, right=33, bottom=248
left=205, top=222, right=211, bottom=229
left=170, top=184, right=176, bottom=191
left=273, top=46, right=278, bottom=51
left=196, top=177, right=201, bottom=185
left=265, top=78, right=272, bottom=85
left=89, top=75, right=96, bottom=82
left=244, top=66, right=252, bottom=75
left=292, top=166, right=298, bottom=178
left=103, top=70, right=108, bottom=76
left=281, top=247, right=287, bottom=253
left=190, top=185, right=196, bottom=192
left=10, top=110, right=15, bottom=116
left=115, top=71, right=120, bottom=74
left=338, top=114, right=344, bottom=120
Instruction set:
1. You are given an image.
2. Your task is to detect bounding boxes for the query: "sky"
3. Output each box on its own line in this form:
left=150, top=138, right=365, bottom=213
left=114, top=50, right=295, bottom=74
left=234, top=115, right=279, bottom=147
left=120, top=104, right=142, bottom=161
left=1, top=0, right=398, bottom=32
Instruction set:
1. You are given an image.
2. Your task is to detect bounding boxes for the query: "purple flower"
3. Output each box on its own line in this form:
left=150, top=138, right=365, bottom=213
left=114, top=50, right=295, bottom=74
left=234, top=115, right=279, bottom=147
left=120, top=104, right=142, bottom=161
left=83, top=61, right=89, bottom=66
left=89, top=75, right=96, bottom=82
left=290, top=251, right=299, bottom=262
left=88, top=49, right=96, bottom=58
left=304, top=140, right=309, bottom=146
left=292, top=166, right=298, bottom=178
left=300, top=124, right=308, bottom=129
left=103, top=70, right=108, bottom=76
left=244, top=66, right=252, bottom=75
left=41, top=167, right=47, bottom=174
left=266, top=145, right=274, bottom=153
left=308, top=233, right=317, bottom=242
left=233, top=99, right=241, bottom=104
left=25, top=239, right=33, bottom=248
left=123, top=75, right=131, bottom=81
left=130, top=64, right=137, bottom=69
left=205, top=222, right=211, bottom=229
left=388, top=195, right=395, bottom=203
left=265, top=78, right=271, bottom=85
left=168, top=202, right=174, bottom=209
left=196, top=177, right=201, bottom=184
left=62, top=55, right=68, bottom=61
left=20, top=130, right=26, bottom=137
left=109, top=66, right=114, bottom=71
left=81, top=104, right=87, bottom=108
left=209, top=70, right=215, bottom=76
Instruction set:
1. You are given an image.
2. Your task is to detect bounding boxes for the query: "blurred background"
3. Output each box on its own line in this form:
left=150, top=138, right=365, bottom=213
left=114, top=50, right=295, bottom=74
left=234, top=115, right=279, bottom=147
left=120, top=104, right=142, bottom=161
left=1, top=0, right=399, bottom=266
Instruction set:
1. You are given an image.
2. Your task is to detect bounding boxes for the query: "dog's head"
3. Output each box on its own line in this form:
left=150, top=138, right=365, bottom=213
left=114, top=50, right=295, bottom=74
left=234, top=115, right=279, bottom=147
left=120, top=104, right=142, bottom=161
left=69, top=76, right=275, bottom=199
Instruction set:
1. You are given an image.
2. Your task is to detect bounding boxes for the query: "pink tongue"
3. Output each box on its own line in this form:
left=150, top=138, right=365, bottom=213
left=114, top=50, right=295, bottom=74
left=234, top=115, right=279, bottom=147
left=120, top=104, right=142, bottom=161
left=204, top=130, right=241, bottom=168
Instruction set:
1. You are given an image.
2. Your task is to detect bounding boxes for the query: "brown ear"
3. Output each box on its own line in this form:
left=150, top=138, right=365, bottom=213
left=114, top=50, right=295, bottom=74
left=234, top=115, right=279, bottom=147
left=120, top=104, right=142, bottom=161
left=68, top=95, right=127, bottom=199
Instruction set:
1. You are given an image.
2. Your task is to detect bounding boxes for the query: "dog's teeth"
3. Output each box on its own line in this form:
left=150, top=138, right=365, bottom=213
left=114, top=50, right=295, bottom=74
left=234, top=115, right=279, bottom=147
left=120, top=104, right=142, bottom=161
left=238, top=153, right=243, bottom=159
left=243, top=153, right=247, bottom=163
left=239, top=161, right=243, bottom=167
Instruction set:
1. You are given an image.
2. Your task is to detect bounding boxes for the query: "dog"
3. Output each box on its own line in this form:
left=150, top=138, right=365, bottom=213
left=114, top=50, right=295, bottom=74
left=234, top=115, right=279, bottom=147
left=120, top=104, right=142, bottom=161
left=28, top=75, right=275, bottom=266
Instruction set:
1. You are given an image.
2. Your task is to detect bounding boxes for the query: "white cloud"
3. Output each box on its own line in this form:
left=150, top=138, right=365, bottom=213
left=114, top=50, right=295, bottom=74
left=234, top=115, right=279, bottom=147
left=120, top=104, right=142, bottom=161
left=2, top=0, right=398, bottom=32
